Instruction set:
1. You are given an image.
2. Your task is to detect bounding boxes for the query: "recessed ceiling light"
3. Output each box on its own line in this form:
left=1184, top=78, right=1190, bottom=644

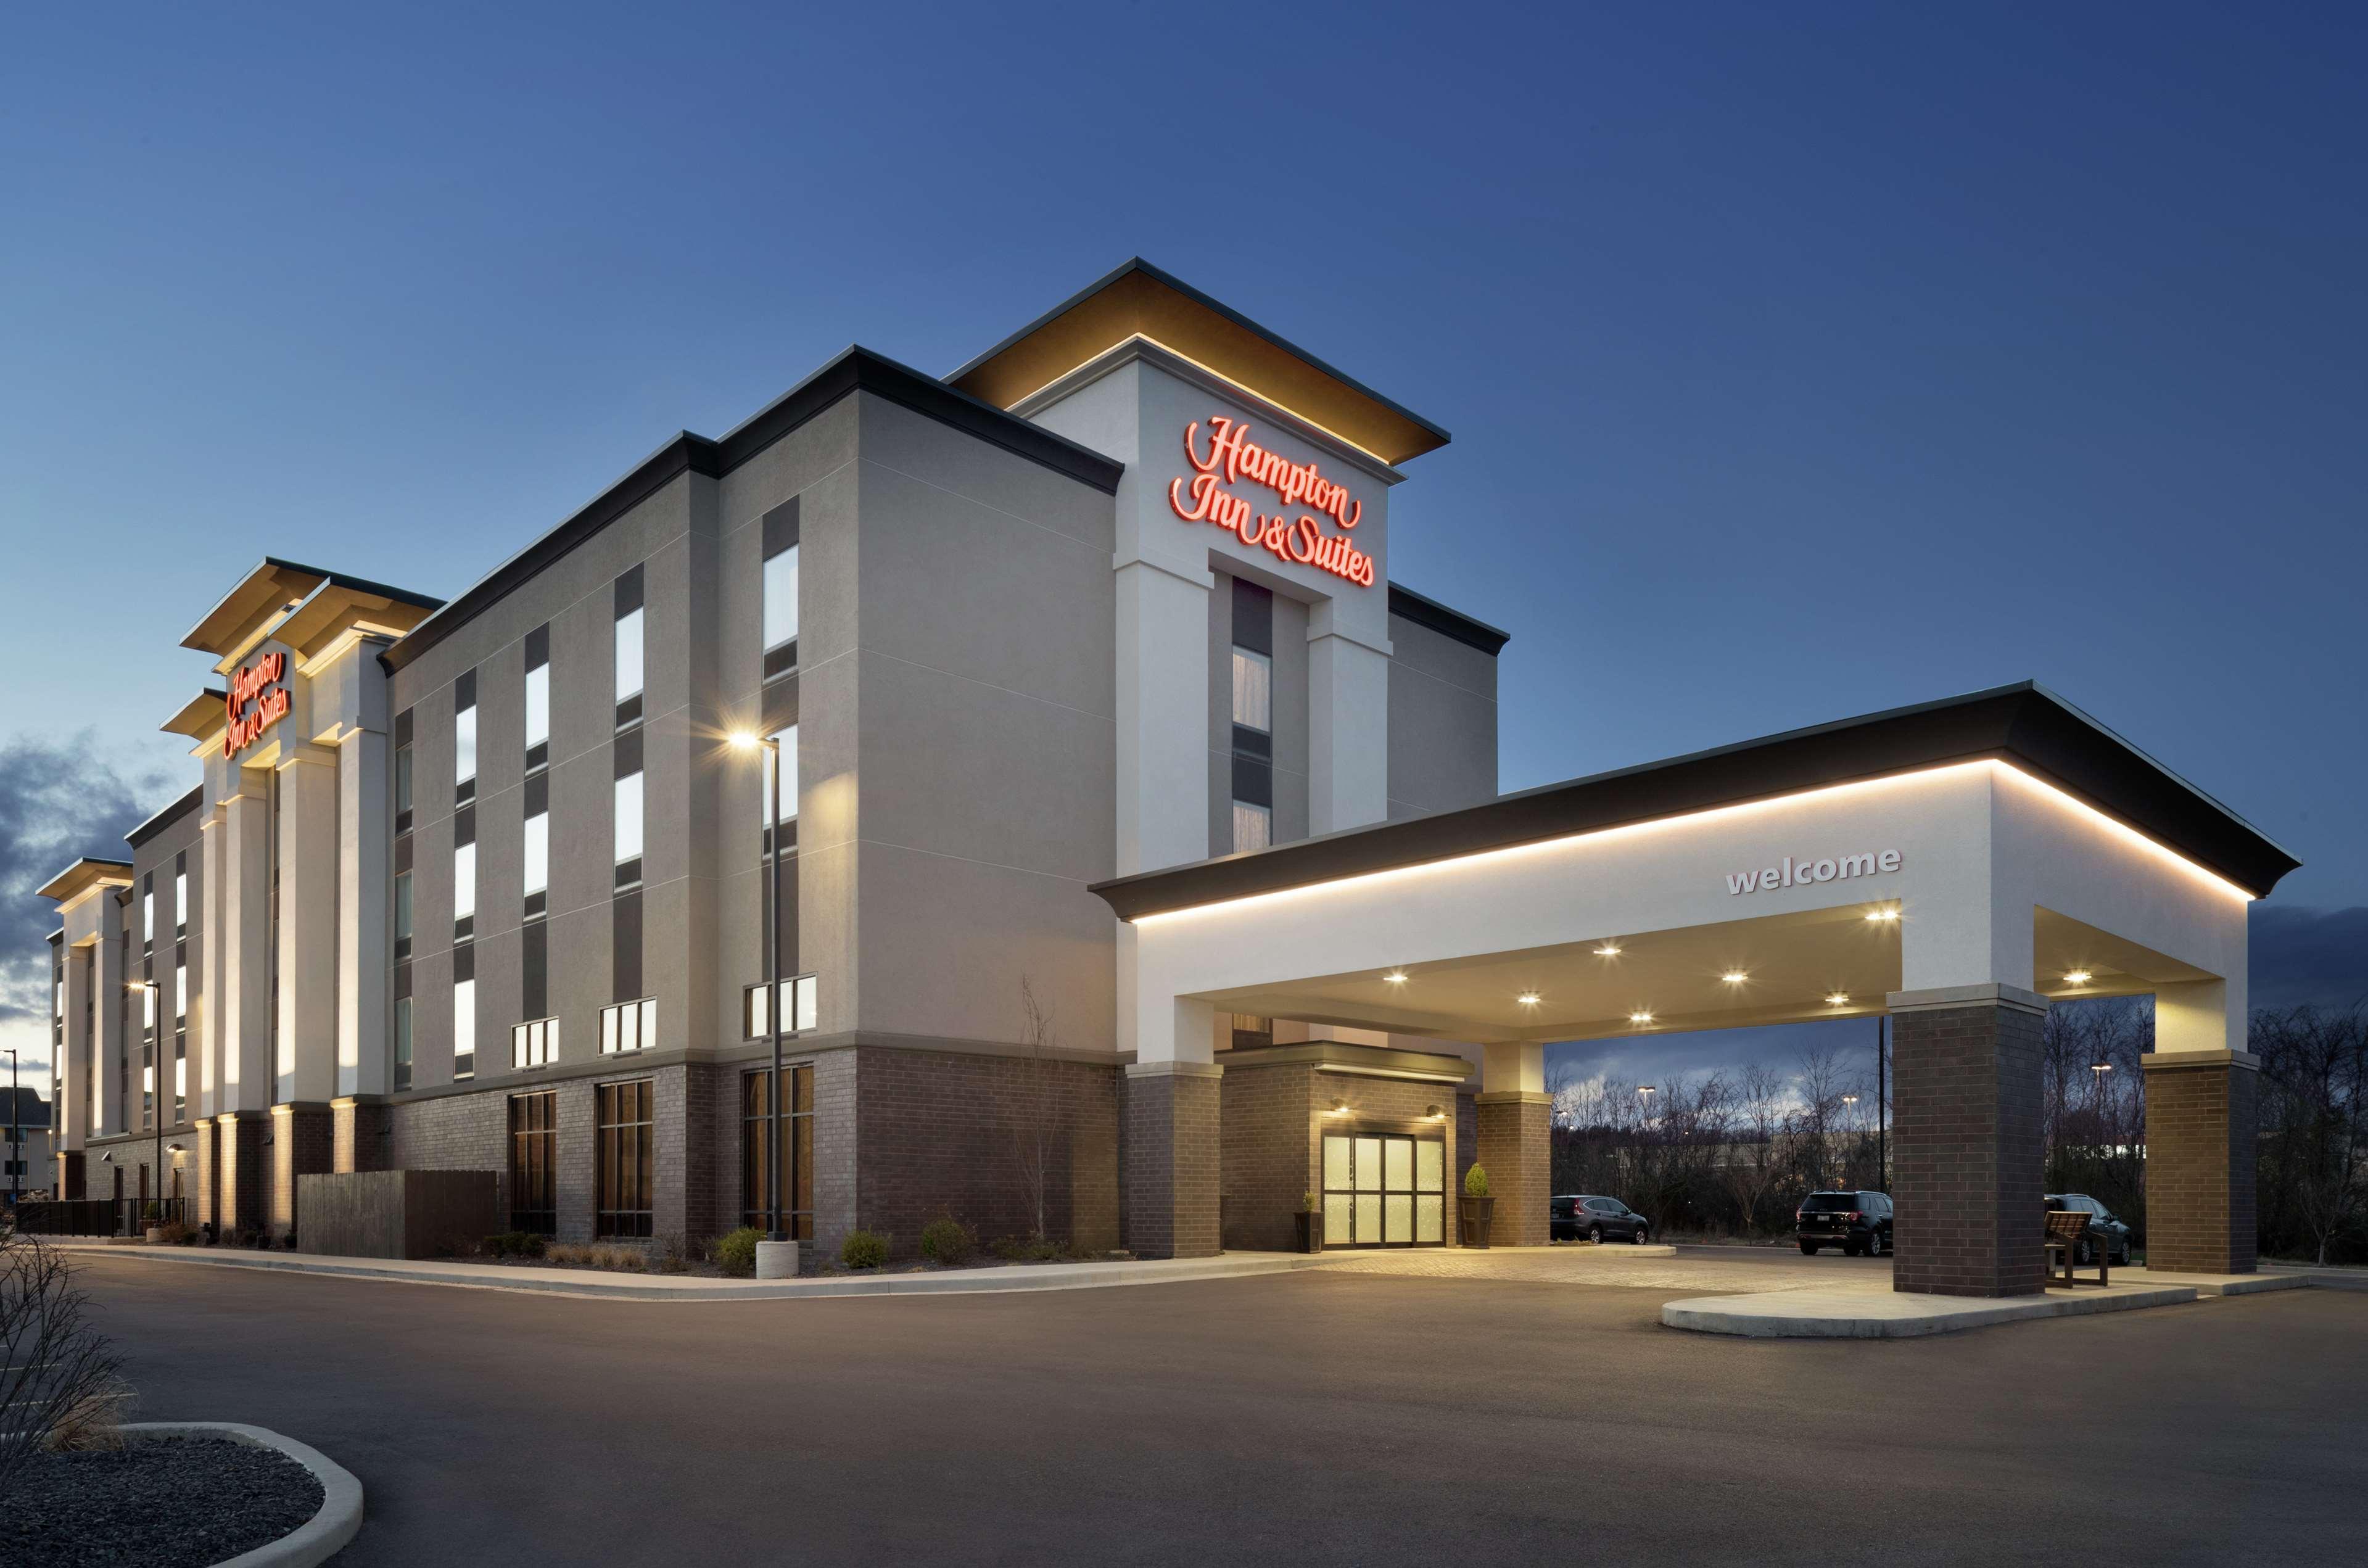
left=1628, top=1010, right=1654, bottom=1025
left=2065, top=970, right=2092, bottom=986
left=1383, top=970, right=1408, bottom=984
left=1517, top=991, right=1541, bottom=1006
left=1722, top=971, right=1748, bottom=984
left=1826, top=992, right=1850, bottom=1006
left=1594, top=943, right=1622, bottom=957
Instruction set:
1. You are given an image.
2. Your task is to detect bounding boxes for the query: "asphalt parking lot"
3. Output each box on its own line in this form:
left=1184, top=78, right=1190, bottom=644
left=70, top=1247, right=2368, bottom=1566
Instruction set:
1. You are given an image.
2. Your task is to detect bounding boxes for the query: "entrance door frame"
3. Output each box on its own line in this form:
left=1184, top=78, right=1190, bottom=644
left=1321, top=1113, right=1447, bottom=1249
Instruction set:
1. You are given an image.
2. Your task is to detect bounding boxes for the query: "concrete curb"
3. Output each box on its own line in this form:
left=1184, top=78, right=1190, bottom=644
left=1661, top=1284, right=2200, bottom=1339
left=60, top=1239, right=1336, bottom=1302
left=119, top=1421, right=362, bottom=1567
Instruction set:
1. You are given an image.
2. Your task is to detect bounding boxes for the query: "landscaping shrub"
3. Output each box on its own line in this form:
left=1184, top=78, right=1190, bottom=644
left=989, top=1234, right=1076, bottom=1263
left=713, top=1226, right=762, bottom=1278
left=918, top=1215, right=975, bottom=1266
left=840, top=1229, right=889, bottom=1270
left=547, top=1242, right=645, bottom=1271
left=484, top=1231, right=548, bottom=1260
left=1464, top=1163, right=1491, bottom=1198
left=154, top=1221, right=193, bottom=1247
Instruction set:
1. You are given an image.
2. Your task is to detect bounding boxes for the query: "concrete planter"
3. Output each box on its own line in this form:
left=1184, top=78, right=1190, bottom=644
left=1458, top=1195, right=1496, bottom=1248
left=755, top=1239, right=801, bottom=1279
left=1294, top=1211, right=1324, bottom=1253
left=120, top=1421, right=363, bottom=1566
left=144, top=1227, right=164, bottom=1244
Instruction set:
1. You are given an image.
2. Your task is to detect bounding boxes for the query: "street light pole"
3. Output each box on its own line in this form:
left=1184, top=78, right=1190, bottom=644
left=733, top=729, right=796, bottom=1279
left=1876, top=1014, right=1887, bottom=1190
left=6, top=1047, right=19, bottom=1209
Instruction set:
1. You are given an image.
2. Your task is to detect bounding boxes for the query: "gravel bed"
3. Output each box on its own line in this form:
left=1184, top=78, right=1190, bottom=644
left=2, top=1435, right=324, bottom=1567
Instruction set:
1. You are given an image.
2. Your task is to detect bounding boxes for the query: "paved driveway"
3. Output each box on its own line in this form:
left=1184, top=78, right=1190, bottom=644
left=68, top=1250, right=2367, bottom=1567
left=1319, top=1240, right=1889, bottom=1291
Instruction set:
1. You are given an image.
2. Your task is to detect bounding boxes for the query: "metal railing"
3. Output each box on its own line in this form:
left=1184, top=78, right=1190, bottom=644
left=10, top=1197, right=188, bottom=1237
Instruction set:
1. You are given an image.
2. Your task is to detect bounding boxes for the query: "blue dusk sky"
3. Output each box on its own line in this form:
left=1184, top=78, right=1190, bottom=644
left=2, top=3, right=2362, bottom=1086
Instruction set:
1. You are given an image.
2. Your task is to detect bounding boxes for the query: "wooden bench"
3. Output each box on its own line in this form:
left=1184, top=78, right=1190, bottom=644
left=2043, top=1208, right=2110, bottom=1286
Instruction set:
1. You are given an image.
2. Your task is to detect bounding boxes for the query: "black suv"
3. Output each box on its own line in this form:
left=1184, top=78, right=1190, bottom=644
left=1551, top=1195, right=1652, bottom=1244
left=2045, top=1193, right=2133, bottom=1266
left=1796, top=1191, right=1892, bottom=1256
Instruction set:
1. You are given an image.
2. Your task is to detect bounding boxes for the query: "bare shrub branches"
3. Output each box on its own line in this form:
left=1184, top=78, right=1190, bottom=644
left=1, top=1232, right=127, bottom=1498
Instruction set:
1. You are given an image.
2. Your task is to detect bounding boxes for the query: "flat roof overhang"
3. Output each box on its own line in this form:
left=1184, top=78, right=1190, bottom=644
left=183, top=558, right=441, bottom=662
left=37, top=857, right=135, bottom=906
left=1091, top=683, right=2301, bottom=921
left=949, top=258, right=1452, bottom=467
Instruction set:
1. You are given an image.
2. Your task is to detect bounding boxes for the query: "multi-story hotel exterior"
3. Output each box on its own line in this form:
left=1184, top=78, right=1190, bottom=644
left=39, top=260, right=2294, bottom=1290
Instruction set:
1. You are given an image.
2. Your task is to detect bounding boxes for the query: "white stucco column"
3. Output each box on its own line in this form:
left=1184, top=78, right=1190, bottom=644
left=94, top=918, right=128, bottom=1138
left=1306, top=604, right=1390, bottom=836
left=276, top=745, right=339, bottom=1104
left=198, top=810, right=225, bottom=1118
left=219, top=775, right=273, bottom=1115
left=1115, top=556, right=1214, bottom=876
left=58, top=944, right=93, bottom=1149
left=337, top=724, right=390, bottom=1096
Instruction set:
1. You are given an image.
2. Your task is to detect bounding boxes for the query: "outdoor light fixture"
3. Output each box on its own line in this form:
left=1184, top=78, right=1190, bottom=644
left=1594, top=943, right=1622, bottom=957
left=1383, top=970, right=1408, bottom=984
left=99, top=1152, right=113, bottom=1163
left=1517, top=991, right=1541, bottom=1006
left=728, top=730, right=761, bottom=751
left=1722, top=970, right=1748, bottom=984
left=167, top=1143, right=184, bottom=1153
left=1629, top=1010, right=1654, bottom=1025
left=2090, top=1061, right=2114, bottom=1075
left=1638, top=1085, right=1656, bottom=1100
left=1842, top=1094, right=1859, bottom=1105
left=1330, top=1097, right=1351, bottom=1115
left=2065, top=970, right=2093, bottom=985
left=1826, top=992, right=1850, bottom=1006
left=1426, top=1104, right=1445, bottom=1120
left=1865, top=907, right=1900, bottom=923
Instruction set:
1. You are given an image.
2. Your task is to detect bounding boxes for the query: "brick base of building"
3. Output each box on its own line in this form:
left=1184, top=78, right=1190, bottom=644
left=271, top=1103, right=334, bottom=1241
left=216, top=1112, right=268, bottom=1234
left=1124, top=1064, right=1221, bottom=1258
left=1475, top=1092, right=1551, bottom=1248
left=2142, top=1052, right=2258, bottom=1274
left=1889, top=988, right=2047, bottom=1297
left=1221, top=1063, right=1462, bottom=1251
left=333, top=1097, right=394, bottom=1173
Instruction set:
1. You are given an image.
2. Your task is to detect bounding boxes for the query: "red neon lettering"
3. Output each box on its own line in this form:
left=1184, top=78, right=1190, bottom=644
left=1168, top=417, right=1376, bottom=588
left=222, top=651, right=292, bottom=756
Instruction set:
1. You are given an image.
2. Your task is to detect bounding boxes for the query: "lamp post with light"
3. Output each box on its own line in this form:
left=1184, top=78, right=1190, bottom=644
left=5, top=1047, right=19, bottom=1210
left=730, top=730, right=798, bottom=1279
left=129, top=980, right=163, bottom=1223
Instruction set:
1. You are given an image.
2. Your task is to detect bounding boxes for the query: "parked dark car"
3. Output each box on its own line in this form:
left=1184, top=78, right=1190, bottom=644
left=1551, top=1194, right=1652, bottom=1244
left=1796, top=1190, right=1893, bottom=1256
left=2046, top=1193, right=2133, bottom=1266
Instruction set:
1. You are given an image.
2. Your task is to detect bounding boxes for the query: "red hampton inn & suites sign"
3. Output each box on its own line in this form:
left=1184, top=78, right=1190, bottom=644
left=223, top=650, right=291, bottom=756
left=1167, top=416, right=1376, bottom=587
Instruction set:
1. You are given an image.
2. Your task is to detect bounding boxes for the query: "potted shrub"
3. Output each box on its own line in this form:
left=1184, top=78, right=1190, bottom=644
left=1459, top=1165, right=1495, bottom=1248
left=142, top=1203, right=165, bottom=1244
left=1294, top=1192, right=1324, bottom=1253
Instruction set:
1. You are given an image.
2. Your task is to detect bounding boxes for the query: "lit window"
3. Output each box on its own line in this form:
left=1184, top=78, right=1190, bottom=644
left=141, top=985, right=157, bottom=1031
left=174, top=871, right=187, bottom=932
left=511, top=1017, right=558, bottom=1070
left=455, top=705, right=477, bottom=790
left=524, top=813, right=548, bottom=898
left=1232, top=647, right=1272, bottom=733
left=763, top=725, right=798, bottom=827
left=764, top=543, right=799, bottom=661
left=453, top=979, right=476, bottom=1079
left=614, top=773, right=643, bottom=867
left=524, top=663, right=550, bottom=753
left=394, top=744, right=414, bottom=833
left=615, top=607, right=644, bottom=704
left=1232, top=801, right=1271, bottom=854
left=175, top=964, right=187, bottom=1021
left=143, top=893, right=154, bottom=945
left=743, top=975, right=820, bottom=1038
left=453, top=844, right=476, bottom=922
left=600, top=997, right=659, bottom=1055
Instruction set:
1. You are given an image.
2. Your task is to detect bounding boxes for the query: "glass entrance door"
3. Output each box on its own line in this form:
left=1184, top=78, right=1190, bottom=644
left=1322, top=1131, right=1446, bottom=1247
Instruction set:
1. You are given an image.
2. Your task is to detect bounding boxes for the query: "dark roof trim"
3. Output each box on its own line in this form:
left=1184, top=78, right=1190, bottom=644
left=383, top=348, right=1123, bottom=675
left=260, top=556, right=444, bottom=613
left=1388, top=583, right=1510, bottom=656
left=951, top=258, right=1451, bottom=450
left=126, top=785, right=204, bottom=851
left=1091, top=683, right=2301, bottom=918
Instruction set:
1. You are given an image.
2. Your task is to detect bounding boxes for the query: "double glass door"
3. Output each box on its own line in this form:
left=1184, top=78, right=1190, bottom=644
left=1322, top=1131, right=1446, bottom=1247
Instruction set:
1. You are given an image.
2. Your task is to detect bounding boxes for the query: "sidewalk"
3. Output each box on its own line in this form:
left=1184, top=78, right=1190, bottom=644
left=55, top=1239, right=1334, bottom=1302
left=1662, top=1265, right=2317, bottom=1339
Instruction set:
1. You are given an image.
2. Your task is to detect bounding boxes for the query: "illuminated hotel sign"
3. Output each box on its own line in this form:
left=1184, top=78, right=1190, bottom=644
left=223, top=650, right=292, bottom=757
left=1725, top=849, right=1901, bottom=895
left=1167, top=416, right=1377, bottom=587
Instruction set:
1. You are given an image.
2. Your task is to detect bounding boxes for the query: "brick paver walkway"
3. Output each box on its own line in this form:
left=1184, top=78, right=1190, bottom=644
left=1316, top=1244, right=1891, bottom=1294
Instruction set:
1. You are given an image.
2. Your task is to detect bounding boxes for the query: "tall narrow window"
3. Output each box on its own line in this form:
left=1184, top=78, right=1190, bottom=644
left=523, top=624, right=551, bottom=773
left=393, top=989, right=413, bottom=1092
left=142, top=884, right=154, bottom=950
left=596, top=1079, right=655, bottom=1238
left=1230, top=577, right=1276, bottom=854
left=453, top=804, right=477, bottom=940
left=173, top=960, right=188, bottom=1123
left=453, top=974, right=476, bottom=1081
left=508, top=1091, right=556, bottom=1235
left=762, top=499, right=800, bottom=681
left=742, top=1065, right=814, bottom=1237
left=394, top=708, right=415, bottom=835
left=1232, top=647, right=1273, bottom=733
left=614, top=724, right=643, bottom=889
left=762, top=724, right=798, bottom=830
left=522, top=802, right=548, bottom=916
left=174, top=855, right=188, bottom=938
left=614, top=567, right=645, bottom=730
left=454, top=669, right=478, bottom=805
left=393, top=869, right=413, bottom=961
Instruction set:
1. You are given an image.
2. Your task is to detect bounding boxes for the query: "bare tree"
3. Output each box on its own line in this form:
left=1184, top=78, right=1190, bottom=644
left=2256, top=1005, right=2368, bottom=1266
left=1010, top=979, right=1070, bottom=1244
left=1716, top=1062, right=1789, bottom=1236
left=1, top=1233, right=128, bottom=1496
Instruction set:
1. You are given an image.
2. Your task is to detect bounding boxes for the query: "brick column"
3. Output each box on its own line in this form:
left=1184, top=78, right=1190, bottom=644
left=216, top=1111, right=267, bottom=1235
left=332, top=1097, right=392, bottom=1173
left=192, top=1118, right=217, bottom=1230
left=1887, top=984, right=2047, bottom=1297
left=1474, top=1092, right=1551, bottom=1247
left=2141, top=1052, right=2258, bottom=1275
left=271, top=1102, right=334, bottom=1242
left=56, top=1149, right=85, bottom=1200
left=1123, top=1063, right=1221, bottom=1258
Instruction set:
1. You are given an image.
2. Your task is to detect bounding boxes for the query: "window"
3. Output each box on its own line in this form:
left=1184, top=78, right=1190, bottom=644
left=453, top=843, right=476, bottom=930
left=614, top=772, right=643, bottom=877
left=453, top=978, right=476, bottom=1079
left=394, top=708, right=415, bottom=835
left=763, top=542, right=799, bottom=679
left=1232, top=646, right=1272, bottom=733
left=741, top=1065, right=814, bottom=1237
left=508, top=1091, right=557, bottom=1235
left=762, top=725, right=798, bottom=830
left=1322, top=1133, right=1446, bottom=1248
left=174, top=963, right=186, bottom=1023
left=393, top=996, right=413, bottom=1092
left=174, top=867, right=187, bottom=936
left=741, top=974, right=820, bottom=1039
left=394, top=871, right=413, bottom=961
left=600, top=997, right=658, bottom=1055
left=1231, top=801, right=1272, bottom=854
left=524, top=622, right=550, bottom=774
left=523, top=813, right=548, bottom=904
left=614, top=566, right=645, bottom=730
left=511, top=1017, right=557, bottom=1070
left=454, top=669, right=478, bottom=804
left=1227, top=1012, right=1273, bottom=1051
left=596, top=1079, right=654, bottom=1237
left=141, top=983, right=157, bottom=1031
left=142, top=888, right=154, bottom=949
